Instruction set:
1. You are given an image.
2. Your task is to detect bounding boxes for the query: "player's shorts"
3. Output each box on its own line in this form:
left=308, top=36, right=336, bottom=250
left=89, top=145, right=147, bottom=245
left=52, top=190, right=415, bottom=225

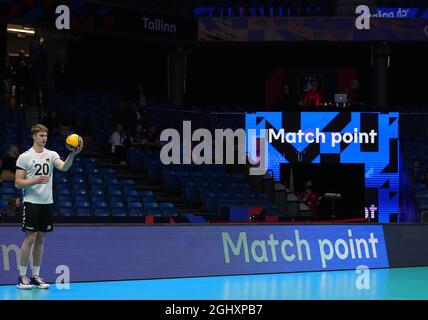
left=22, top=202, right=54, bottom=233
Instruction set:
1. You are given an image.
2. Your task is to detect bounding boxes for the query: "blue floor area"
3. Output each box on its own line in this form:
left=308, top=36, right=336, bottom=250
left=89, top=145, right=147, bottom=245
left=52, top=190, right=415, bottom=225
left=1, top=267, right=428, bottom=300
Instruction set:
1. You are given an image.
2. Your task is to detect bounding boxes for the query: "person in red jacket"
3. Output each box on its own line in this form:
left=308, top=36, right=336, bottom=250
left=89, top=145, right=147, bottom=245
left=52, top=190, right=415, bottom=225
left=299, top=180, right=321, bottom=214
left=302, top=81, right=323, bottom=107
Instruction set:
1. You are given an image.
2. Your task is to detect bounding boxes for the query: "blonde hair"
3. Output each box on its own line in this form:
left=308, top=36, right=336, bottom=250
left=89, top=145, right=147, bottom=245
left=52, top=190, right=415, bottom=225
left=31, top=124, right=49, bottom=136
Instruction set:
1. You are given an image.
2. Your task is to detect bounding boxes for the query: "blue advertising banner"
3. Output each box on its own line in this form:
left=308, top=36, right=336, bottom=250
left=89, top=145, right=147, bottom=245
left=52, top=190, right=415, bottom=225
left=198, top=17, right=428, bottom=42
left=0, top=225, right=388, bottom=285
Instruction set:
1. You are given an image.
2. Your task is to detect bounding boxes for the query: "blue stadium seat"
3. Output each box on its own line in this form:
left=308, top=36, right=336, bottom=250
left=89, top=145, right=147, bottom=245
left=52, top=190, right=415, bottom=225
left=128, top=149, right=144, bottom=170
left=110, top=196, right=125, bottom=202
left=231, top=173, right=246, bottom=182
left=230, top=193, right=244, bottom=199
left=227, top=187, right=241, bottom=195
left=74, top=195, right=89, bottom=202
left=183, top=187, right=200, bottom=201
left=93, top=201, right=108, bottom=209
left=193, top=178, right=209, bottom=187
left=94, top=208, right=110, bottom=216
left=73, top=157, right=83, bottom=164
left=190, top=171, right=203, bottom=177
left=108, top=190, right=123, bottom=197
left=128, top=201, right=143, bottom=209
left=255, top=193, right=269, bottom=200
left=54, top=177, right=69, bottom=184
left=105, top=178, right=120, bottom=185
left=88, top=177, right=103, bottom=185
left=54, top=171, right=68, bottom=178
left=88, top=168, right=101, bottom=175
left=70, top=167, right=85, bottom=175
left=56, top=183, right=70, bottom=191
left=59, top=208, right=74, bottom=216
left=101, top=168, right=116, bottom=175
left=109, top=202, right=125, bottom=215
left=204, top=172, right=219, bottom=178
left=213, top=187, right=227, bottom=194
left=72, top=189, right=88, bottom=196
left=126, top=196, right=140, bottom=203
left=144, top=202, right=158, bottom=211
left=146, top=208, right=161, bottom=216
left=224, top=182, right=238, bottom=188
left=56, top=189, right=71, bottom=196
left=55, top=201, right=73, bottom=208
left=159, top=202, right=175, bottom=216
left=139, top=191, right=154, bottom=197
left=72, top=184, right=88, bottom=191
left=57, top=195, right=72, bottom=202
left=238, top=182, right=251, bottom=189
left=120, top=179, right=134, bottom=186
left=142, top=195, right=156, bottom=203
left=1, top=181, right=15, bottom=188
left=122, top=184, right=136, bottom=192
left=107, top=183, right=122, bottom=190
left=85, top=163, right=97, bottom=170
left=163, top=174, right=179, bottom=192
left=75, top=201, right=92, bottom=216
left=0, top=200, right=8, bottom=209
left=56, top=201, right=73, bottom=214
left=91, top=196, right=105, bottom=203
left=147, top=165, right=161, bottom=181
left=71, top=173, right=86, bottom=180
left=90, top=189, right=104, bottom=196
left=0, top=194, right=12, bottom=201
left=123, top=190, right=139, bottom=197
left=176, top=171, right=190, bottom=177
left=208, top=181, right=223, bottom=188
left=215, top=192, right=229, bottom=199
left=159, top=202, right=174, bottom=209
left=186, top=215, right=207, bottom=223
left=204, top=199, right=218, bottom=212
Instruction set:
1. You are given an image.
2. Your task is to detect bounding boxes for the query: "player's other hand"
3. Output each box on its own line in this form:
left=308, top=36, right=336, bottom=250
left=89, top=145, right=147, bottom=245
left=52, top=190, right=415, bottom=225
left=34, top=175, right=49, bottom=184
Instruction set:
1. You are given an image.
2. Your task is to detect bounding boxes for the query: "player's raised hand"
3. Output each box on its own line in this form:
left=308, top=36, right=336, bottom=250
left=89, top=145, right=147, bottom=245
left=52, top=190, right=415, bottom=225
left=71, top=144, right=83, bottom=156
left=34, top=175, right=49, bottom=184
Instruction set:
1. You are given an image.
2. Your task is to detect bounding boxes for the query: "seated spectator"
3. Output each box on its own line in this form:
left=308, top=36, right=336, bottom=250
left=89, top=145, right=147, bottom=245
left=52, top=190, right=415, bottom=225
left=302, top=81, right=323, bottom=107
left=42, top=111, right=62, bottom=135
left=298, top=180, right=321, bottom=215
left=108, top=124, right=128, bottom=166
left=6, top=195, right=22, bottom=216
left=142, top=125, right=161, bottom=151
left=0, top=145, right=20, bottom=181
left=130, top=124, right=146, bottom=149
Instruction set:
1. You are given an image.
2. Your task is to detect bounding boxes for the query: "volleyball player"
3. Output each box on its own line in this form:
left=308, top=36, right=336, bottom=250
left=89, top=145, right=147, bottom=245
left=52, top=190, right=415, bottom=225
left=15, top=124, right=82, bottom=289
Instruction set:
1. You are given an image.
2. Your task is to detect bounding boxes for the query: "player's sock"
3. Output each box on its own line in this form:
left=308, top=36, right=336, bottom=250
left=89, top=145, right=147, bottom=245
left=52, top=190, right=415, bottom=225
left=19, top=266, right=28, bottom=277
left=32, top=266, right=40, bottom=276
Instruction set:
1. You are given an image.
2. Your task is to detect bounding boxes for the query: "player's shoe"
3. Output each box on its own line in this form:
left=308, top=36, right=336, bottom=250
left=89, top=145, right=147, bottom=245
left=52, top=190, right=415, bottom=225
left=30, top=275, right=50, bottom=289
left=17, top=276, right=33, bottom=290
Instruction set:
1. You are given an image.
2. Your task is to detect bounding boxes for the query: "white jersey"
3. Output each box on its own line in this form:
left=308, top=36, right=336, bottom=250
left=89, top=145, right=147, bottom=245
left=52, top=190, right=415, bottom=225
left=16, top=147, right=61, bottom=205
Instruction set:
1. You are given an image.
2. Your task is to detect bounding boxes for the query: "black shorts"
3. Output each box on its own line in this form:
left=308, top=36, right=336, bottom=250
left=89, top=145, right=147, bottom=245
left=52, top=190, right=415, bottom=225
left=22, top=202, right=54, bottom=233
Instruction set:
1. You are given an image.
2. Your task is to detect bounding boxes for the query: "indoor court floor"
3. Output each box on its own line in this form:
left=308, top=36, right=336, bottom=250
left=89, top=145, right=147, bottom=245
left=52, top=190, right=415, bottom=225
left=1, top=267, right=427, bottom=300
